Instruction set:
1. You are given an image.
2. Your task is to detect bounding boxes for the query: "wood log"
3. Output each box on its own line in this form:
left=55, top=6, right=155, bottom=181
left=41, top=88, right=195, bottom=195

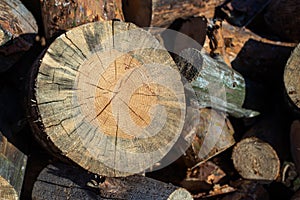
left=32, top=162, right=193, bottom=200
left=284, top=44, right=300, bottom=116
left=182, top=108, right=235, bottom=168
left=0, top=0, right=38, bottom=72
left=264, top=0, right=300, bottom=42
left=0, top=131, right=27, bottom=200
left=290, top=120, right=300, bottom=174
left=41, top=0, right=124, bottom=39
left=122, top=0, right=224, bottom=28
left=232, top=137, right=280, bottom=181
left=27, top=20, right=188, bottom=177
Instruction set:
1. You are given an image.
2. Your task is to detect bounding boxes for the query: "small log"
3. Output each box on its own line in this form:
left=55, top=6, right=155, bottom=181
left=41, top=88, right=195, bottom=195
left=122, top=0, right=224, bottom=27
left=0, top=0, right=38, bottom=72
left=41, top=0, right=124, bottom=39
left=0, top=132, right=27, bottom=200
left=232, top=137, right=280, bottom=181
left=290, top=120, right=300, bottom=174
left=32, top=162, right=193, bottom=200
left=264, top=0, right=300, bottom=42
left=284, top=44, right=300, bottom=116
left=27, top=20, right=187, bottom=177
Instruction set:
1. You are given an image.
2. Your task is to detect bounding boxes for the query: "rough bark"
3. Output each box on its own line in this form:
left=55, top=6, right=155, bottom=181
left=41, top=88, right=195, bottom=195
left=41, top=0, right=124, bottom=39
left=122, top=0, right=224, bottom=28
left=0, top=0, right=38, bottom=72
left=0, top=132, right=27, bottom=200
left=232, top=137, right=280, bottom=181
left=32, top=162, right=193, bottom=200
left=27, top=20, right=188, bottom=177
left=284, top=44, right=300, bottom=116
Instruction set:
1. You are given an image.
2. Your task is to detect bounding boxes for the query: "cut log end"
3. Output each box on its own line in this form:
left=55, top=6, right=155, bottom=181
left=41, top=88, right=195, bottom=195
left=284, top=44, right=300, bottom=113
left=29, top=20, right=187, bottom=177
left=232, top=137, right=280, bottom=181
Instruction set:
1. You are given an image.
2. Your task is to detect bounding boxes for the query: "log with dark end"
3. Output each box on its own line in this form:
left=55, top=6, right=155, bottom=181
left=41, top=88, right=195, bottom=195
left=0, top=132, right=27, bottom=200
left=0, top=0, right=38, bottom=72
left=32, top=162, right=193, bottom=200
left=122, top=0, right=223, bottom=28
left=27, top=20, right=187, bottom=177
left=232, top=137, right=280, bottom=181
left=284, top=44, right=300, bottom=116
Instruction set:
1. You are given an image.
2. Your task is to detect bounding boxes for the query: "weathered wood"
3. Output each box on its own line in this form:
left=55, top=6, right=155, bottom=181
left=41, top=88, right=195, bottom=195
left=41, top=0, right=124, bottom=39
left=232, top=137, right=280, bottom=181
left=0, top=0, right=38, bottom=72
left=264, top=0, right=300, bottom=42
left=176, top=48, right=259, bottom=118
left=290, top=120, right=300, bottom=174
left=284, top=44, right=300, bottom=116
left=28, top=20, right=188, bottom=177
left=122, top=0, right=224, bottom=27
left=0, top=132, right=27, bottom=200
left=32, top=162, right=193, bottom=200
left=182, top=108, right=235, bottom=168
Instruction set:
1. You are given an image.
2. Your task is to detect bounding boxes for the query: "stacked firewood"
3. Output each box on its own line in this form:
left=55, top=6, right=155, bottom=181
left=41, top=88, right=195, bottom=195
left=0, top=0, right=299, bottom=199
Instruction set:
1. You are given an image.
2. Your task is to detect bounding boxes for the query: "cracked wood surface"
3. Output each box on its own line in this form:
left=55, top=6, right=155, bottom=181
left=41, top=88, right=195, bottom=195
left=0, top=132, right=27, bottom=200
left=28, top=20, right=186, bottom=177
left=32, top=162, right=193, bottom=200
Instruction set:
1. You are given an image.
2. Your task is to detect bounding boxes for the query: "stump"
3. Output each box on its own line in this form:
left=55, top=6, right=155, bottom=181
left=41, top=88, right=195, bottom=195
left=27, top=20, right=188, bottom=177
left=284, top=44, right=300, bottom=116
left=0, top=0, right=38, bottom=72
left=0, top=132, right=27, bottom=200
left=122, top=0, right=223, bottom=27
left=32, top=162, right=193, bottom=200
left=232, top=137, right=280, bottom=181
left=41, top=0, right=124, bottom=39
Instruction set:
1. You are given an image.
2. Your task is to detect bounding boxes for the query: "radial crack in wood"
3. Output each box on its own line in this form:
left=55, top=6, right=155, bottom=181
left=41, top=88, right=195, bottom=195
left=28, top=21, right=188, bottom=177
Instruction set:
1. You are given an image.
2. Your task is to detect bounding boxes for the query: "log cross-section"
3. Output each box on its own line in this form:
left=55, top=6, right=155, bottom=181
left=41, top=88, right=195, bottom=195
left=28, top=21, right=187, bottom=177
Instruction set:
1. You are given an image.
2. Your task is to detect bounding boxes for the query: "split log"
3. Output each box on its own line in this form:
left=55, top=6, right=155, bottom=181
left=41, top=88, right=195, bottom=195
left=264, top=0, right=300, bottom=42
left=41, top=0, right=124, bottom=39
left=232, top=137, right=280, bottom=181
left=32, top=162, right=193, bottom=200
left=290, top=120, right=300, bottom=174
left=122, top=0, right=224, bottom=28
left=0, top=132, right=27, bottom=200
left=27, top=20, right=189, bottom=177
left=284, top=44, right=300, bottom=116
left=0, top=0, right=38, bottom=72
left=182, top=108, right=235, bottom=168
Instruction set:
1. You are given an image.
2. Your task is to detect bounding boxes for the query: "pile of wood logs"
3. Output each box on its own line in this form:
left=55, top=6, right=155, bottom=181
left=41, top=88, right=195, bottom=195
left=0, top=0, right=300, bottom=199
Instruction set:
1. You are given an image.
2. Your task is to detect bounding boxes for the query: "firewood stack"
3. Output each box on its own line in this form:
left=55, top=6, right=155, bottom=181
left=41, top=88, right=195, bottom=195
left=0, top=0, right=299, bottom=199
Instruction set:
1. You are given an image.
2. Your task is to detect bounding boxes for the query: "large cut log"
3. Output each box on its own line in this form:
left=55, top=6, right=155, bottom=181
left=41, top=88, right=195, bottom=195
left=232, top=137, right=280, bottom=181
left=0, top=132, right=27, bottom=200
left=122, top=0, right=224, bottom=27
left=284, top=44, right=300, bottom=116
left=264, top=0, right=300, bottom=42
left=0, top=0, right=38, bottom=72
left=41, top=0, right=124, bottom=39
left=32, top=162, right=193, bottom=200
left=27, top=20, right=190, bottom=177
